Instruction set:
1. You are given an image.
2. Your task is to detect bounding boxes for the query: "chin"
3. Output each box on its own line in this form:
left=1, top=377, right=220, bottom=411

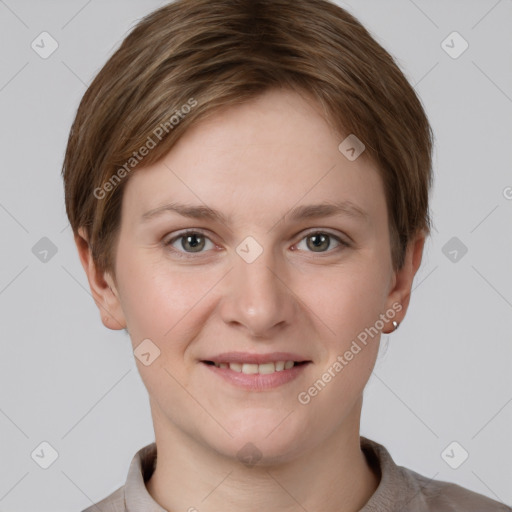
left=207, top=413, right=311, bottom=466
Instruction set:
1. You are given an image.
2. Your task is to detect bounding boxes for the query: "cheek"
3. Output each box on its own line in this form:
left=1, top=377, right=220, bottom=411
left=115, top=260, right=210, bottom=398
left=299, top=258, right=390, bottom=343
left=296, top=265, right=387, bottom=417
left=116, top=251, right=218, bottom=347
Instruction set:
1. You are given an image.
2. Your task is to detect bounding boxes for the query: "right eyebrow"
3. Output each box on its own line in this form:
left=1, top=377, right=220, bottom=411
left=140, top=202, right=228, bottom=224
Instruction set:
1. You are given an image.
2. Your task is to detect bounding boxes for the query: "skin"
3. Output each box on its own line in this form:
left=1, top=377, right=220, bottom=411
left=76, top=87, right=425, bottom=512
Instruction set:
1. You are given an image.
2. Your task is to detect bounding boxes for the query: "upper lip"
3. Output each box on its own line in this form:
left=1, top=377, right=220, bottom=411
left=201, top=352, right=311, bottom=364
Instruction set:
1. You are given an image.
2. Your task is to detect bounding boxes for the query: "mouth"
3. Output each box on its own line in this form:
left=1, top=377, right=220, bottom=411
left=201, top=360, right=310, bottom=375
left=200, top=358, right=311, bottom=390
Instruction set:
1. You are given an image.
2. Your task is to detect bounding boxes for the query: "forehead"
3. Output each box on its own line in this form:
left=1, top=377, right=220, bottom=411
left=121, top=88, right=386, bottom=229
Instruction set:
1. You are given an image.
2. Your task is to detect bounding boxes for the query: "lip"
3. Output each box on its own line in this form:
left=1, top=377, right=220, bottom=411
left=201, top=351, right=311, bottom=365
left=201, top=360, right=311, bottom=391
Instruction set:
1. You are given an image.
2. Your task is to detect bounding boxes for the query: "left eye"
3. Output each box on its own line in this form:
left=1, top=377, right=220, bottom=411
left=295, top=231, right=347, bottom=253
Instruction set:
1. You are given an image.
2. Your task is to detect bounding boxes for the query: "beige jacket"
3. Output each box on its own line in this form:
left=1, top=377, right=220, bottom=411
left=82, top=437, right=511, bottom=511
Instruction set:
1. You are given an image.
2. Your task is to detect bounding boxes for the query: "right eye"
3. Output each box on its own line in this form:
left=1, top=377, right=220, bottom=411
left=164, top=230, right=216, bottom=257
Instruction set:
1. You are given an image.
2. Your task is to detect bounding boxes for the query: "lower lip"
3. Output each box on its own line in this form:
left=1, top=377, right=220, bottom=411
left=201, top=362, right=310, bottom=390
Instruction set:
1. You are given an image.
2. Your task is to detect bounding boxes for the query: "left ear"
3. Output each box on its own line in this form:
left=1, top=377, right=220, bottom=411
left=383, top=230, right=426, bottom=333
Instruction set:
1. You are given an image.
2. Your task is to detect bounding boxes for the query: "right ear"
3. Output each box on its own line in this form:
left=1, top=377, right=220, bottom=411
left=74, top=227, right=127, bottom=330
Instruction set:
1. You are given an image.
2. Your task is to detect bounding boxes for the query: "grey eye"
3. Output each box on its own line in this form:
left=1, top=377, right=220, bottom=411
left=166, top=231, right=214, bottom=253
left=297, top=232, right=342, bottom=253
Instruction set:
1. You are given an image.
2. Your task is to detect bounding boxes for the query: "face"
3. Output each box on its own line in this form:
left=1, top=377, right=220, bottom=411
left=79, top=87, right=424, bottom=464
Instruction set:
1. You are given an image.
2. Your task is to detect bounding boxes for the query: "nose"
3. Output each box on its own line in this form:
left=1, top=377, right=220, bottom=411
left=219, top=243, right=297, bottom=338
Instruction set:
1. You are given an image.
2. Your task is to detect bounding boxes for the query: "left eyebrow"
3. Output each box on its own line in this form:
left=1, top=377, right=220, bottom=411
left=285, top=200, right=369, bottom=223
left=140, top=200, right=369, bottom=224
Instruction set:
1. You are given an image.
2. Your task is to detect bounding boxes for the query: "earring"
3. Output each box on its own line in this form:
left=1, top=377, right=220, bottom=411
left=392, top=320, right=399, bottom=331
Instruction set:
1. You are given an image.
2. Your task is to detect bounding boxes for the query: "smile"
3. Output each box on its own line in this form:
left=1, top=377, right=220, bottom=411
left=204, top=360, right=308, bottom=374
left=201, top=360, right=311, bottom=390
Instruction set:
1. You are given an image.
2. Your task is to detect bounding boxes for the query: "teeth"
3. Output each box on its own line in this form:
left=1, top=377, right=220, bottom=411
left=213, top=360, right=299, bottom=374
left=229, top=362, right=243, bottom=372
left=258, top=362, right=276, bottom=374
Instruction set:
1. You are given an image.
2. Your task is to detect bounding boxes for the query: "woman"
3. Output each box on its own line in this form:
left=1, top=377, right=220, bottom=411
left=62, top=0, right=510, bottom=510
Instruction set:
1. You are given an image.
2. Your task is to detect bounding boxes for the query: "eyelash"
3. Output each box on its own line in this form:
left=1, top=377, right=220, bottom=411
left=163, top=229, right=350, bottom=259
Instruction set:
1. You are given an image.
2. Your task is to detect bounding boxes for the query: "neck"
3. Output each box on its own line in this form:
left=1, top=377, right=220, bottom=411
left=145, top=399, right=380, bottom=512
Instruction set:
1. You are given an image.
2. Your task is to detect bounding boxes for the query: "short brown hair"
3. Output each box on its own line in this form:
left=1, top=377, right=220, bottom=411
left=62, top=0, right=434, bottom=282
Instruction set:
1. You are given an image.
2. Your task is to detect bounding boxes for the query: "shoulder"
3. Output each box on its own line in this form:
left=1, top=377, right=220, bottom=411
left=81, top=485, right=125, bottom=512
left=360, top=437, right=511, bottom=512
left=404, top=466, right=512, bottom=512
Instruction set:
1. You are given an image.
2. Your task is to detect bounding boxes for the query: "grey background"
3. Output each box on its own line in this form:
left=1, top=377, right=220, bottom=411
left=0, top=0, right=511, bottom=510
